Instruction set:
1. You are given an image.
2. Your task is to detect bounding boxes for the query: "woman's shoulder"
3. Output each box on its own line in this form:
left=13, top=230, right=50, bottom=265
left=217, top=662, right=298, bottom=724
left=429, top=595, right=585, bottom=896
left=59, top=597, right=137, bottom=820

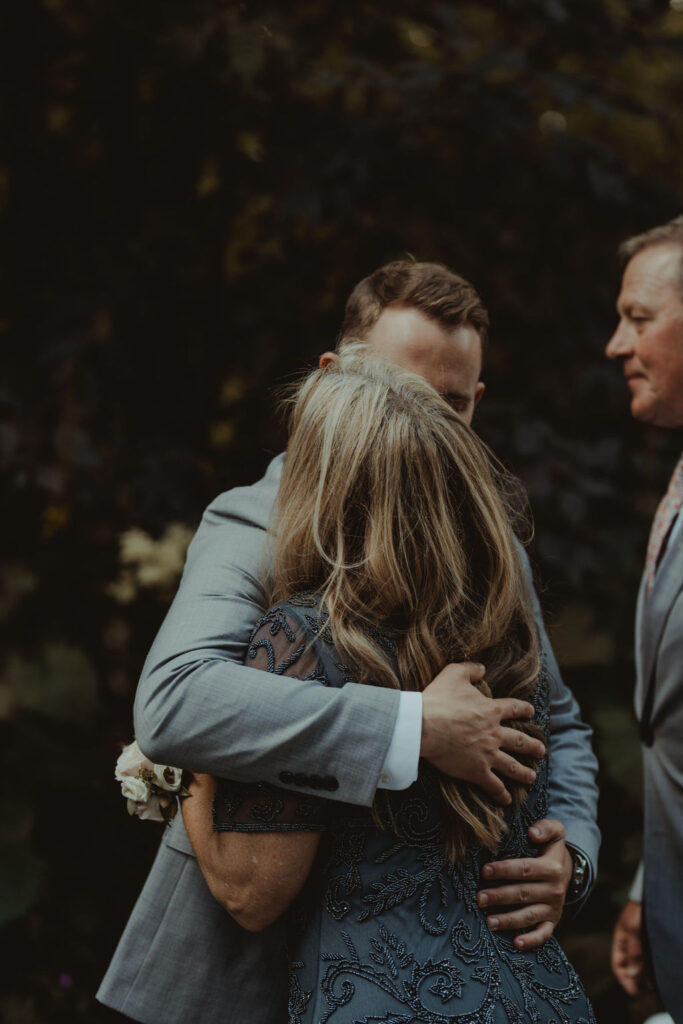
left=249, top=591, right=330, bottom=645
left=245, top=592, right=349, bottom=685
left=246, top=592, right=400, bottom=687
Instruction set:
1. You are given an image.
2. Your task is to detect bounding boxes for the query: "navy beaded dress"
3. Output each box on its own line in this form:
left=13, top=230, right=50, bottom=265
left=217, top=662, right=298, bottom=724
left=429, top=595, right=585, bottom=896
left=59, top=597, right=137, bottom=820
left=213, top=595, right=596, bottom=1024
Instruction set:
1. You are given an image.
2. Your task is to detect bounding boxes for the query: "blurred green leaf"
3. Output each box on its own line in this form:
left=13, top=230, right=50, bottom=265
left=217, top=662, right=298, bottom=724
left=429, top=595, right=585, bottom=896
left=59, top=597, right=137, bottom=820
left=0, top=995, right=40, bottom=1024
left=593, top=705, right=643, bottom=802
left=548, top=605, right=616, bottom=668
left=0, top=566, right=38, bottom=620
left=0, top=847, right=42, bottom=927
left=0, top=645, right=97, bottom=724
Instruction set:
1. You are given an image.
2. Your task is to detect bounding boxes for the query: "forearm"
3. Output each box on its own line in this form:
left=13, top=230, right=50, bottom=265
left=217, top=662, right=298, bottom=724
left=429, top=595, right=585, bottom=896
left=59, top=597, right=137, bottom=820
left=135, top=645, right=399, bottom=804
left=182, top=774, right=320, bottom=932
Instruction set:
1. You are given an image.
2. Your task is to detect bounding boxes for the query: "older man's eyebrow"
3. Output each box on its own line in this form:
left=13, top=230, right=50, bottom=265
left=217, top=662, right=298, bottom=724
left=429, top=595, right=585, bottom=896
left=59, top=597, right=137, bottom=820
left=618, top=295, right=651, bottom=314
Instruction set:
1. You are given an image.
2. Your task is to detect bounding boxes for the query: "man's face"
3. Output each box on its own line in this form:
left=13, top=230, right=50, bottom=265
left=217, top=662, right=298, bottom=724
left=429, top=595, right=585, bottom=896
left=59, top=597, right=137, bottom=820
left=606, top=244, right=683, bottom=428
left=362, top=305, right=485, bottom=425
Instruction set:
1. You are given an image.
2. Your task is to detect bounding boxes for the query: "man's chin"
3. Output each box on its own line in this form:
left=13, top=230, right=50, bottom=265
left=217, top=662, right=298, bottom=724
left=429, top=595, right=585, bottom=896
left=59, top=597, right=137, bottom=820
left=630, top=397, right=683, bottom=429
left=629, top=394, right=656, bottom=425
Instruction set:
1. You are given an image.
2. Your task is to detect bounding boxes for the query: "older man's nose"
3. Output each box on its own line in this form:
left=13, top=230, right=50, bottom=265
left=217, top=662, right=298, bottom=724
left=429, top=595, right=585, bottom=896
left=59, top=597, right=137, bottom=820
left=606, top=321, right=632, bottom=360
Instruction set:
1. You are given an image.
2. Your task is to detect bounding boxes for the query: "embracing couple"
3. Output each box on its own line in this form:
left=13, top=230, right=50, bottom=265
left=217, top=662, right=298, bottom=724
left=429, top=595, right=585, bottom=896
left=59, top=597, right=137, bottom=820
left=98, top=219, right=683, bottom=1023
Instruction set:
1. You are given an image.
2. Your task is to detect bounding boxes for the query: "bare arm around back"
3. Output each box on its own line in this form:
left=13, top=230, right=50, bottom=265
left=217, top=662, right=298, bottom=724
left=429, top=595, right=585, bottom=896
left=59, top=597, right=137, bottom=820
left=134, top=455, right=400, bottom=807
left=181, top=613, right=330, bottom=932
left=182, top=772, right=320, bottom=932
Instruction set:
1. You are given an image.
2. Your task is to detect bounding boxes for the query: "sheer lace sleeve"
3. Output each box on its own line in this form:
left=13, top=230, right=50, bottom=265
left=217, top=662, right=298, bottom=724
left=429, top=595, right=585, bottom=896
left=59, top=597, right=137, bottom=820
left=213, top=604, right=333, bottom=833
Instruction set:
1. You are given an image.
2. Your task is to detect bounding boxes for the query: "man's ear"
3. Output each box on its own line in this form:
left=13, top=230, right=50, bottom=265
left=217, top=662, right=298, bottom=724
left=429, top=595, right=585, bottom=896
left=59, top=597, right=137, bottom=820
left=319, top=351, right=338, bottom=370
left=473, top=381, right=486, bottom=408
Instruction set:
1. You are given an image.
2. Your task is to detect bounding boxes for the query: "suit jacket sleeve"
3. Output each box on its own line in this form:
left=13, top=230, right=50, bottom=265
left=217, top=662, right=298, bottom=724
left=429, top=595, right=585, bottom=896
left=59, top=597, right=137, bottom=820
left=519, top=544, right=601, bottom=897
left=133, top=455, right=400, bottom=807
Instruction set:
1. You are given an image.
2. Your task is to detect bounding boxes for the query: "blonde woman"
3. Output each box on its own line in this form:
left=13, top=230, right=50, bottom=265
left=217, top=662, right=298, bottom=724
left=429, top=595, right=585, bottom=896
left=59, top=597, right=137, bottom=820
left=182, top=346, right=594, bottom=1023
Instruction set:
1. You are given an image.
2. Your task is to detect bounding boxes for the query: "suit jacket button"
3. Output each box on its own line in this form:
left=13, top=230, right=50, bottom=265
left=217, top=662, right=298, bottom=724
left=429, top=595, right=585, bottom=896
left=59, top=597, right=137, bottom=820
left=293, top=772, right=309, bottom=786
left=309, top=775, right=324, bottom=789
left=279, top=771, right=294, bottom=784
left=323, top=775, right=339, bottom=792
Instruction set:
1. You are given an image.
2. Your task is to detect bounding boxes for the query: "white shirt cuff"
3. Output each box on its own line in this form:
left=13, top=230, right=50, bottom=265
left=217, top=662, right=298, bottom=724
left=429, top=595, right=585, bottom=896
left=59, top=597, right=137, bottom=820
left=376, top=691, right=422, bottom=790
left=629, top=861, right=644, bottom=903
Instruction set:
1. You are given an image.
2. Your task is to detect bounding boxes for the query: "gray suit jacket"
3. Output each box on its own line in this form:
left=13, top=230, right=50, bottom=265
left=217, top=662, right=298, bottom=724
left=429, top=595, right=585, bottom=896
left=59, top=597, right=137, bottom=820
left=631, top=511, right=683, bottom=1023
left=97, top=814, right=288, bottom=1024
left=98, top=453, right=600, bottom=1024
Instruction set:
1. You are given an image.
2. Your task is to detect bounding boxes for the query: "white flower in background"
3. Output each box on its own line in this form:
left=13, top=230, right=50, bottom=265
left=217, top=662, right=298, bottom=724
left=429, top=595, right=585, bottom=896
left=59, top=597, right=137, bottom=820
left=152, top=764, right=183, bottom=792
left=121, top=775, right=150, bottom=804
left=115, top=740, right=153, bottom=780
left=538, top=110, right=567, bottom=135
left=122, top=523, right=194, bottom=588
left=106, top=523, right=193, bottom=604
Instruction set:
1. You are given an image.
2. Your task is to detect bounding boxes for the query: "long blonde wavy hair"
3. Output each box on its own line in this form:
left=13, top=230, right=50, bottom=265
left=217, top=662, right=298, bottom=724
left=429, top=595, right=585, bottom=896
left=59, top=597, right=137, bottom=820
left=268, top=343, right=541, bottom=861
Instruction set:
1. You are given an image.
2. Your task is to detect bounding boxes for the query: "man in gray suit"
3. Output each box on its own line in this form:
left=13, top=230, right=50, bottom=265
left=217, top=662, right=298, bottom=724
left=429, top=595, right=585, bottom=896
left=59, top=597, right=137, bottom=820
left=98, top=261, right=599, bottom=1024
left=608, top=217, right=683, bottom=1023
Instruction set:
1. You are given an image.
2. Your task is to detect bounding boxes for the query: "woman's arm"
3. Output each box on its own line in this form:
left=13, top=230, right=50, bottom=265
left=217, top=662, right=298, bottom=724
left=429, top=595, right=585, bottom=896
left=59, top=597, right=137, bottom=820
left=181, top=603, right=333, bottom=932
left=182, top=773, right=320, bottom=932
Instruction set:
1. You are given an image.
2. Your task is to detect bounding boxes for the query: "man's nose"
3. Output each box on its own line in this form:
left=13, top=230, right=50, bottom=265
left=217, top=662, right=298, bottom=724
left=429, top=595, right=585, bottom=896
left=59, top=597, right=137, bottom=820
left=605, top=320, right=632, bottom=360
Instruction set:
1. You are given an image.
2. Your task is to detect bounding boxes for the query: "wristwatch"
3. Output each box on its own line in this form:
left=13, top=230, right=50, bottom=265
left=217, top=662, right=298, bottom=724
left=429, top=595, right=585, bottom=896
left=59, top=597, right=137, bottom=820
left=567, top=848, right=589, bottom=901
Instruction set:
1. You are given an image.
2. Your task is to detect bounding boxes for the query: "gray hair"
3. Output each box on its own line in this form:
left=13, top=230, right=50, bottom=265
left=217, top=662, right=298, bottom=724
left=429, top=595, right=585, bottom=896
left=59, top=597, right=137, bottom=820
left=619, top=215, right=683, bottom=296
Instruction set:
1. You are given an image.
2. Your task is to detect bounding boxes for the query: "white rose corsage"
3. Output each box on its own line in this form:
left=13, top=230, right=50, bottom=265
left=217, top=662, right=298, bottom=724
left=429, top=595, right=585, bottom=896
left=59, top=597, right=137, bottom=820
left=115, top=740, right=188, bottom=824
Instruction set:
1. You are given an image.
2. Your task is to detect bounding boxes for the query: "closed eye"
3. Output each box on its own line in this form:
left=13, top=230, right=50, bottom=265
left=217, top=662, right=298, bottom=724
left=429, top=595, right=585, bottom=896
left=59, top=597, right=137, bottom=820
left=445, top=395, right=469, bottom=413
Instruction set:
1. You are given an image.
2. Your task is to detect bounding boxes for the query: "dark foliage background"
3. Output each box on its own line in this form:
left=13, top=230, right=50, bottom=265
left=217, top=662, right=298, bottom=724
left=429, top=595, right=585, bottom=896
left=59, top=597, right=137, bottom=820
left=2, top=1, right=683, bottom=1021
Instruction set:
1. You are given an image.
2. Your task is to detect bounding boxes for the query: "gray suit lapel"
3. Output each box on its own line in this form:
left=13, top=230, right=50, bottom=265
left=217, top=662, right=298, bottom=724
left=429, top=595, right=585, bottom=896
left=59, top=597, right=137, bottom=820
left=638, top=526, right=683, bottom=733
left=634, top=571, right=647, bottom=718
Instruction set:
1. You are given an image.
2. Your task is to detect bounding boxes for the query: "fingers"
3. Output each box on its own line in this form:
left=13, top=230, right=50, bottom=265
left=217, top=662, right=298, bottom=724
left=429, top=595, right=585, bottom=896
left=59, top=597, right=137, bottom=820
left=512, top=920, right=555, bottom=950
left=499, top=727, right=546, bottom=761
left=495, top=697, right=535, bottom=721
left=617, top=974, right=641, bottom=997
left=481, top=844, right=569, bottom=885
left=481, top=857, right=543, bottom=882
left=477, top=883, right=556, bottom=910
left=612, top=960, right=642, bottom=997
left=457, top=661, right=486, bottom=682
left=493, top=750, right=537, bottom=787
left=612, top=940, right=644, bottom=997
left=611, top=903, right=645, bottom=996
left=479, top=770, right=513, bottom=807
left=485, top=903, right=557, bottom=935
left=528, top=818, right=565, bottom=844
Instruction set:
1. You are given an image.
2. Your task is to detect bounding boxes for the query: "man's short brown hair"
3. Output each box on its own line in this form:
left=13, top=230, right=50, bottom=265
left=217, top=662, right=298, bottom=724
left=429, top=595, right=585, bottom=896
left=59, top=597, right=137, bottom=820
left=619, top=215, right=683, bottom=296
left=339, top=259, right=490, bottom=353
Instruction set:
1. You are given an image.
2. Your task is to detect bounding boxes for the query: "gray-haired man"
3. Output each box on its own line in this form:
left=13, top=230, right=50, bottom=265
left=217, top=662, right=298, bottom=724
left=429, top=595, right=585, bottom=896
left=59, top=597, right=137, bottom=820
left=608, top=217, right=683, bottom=1023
